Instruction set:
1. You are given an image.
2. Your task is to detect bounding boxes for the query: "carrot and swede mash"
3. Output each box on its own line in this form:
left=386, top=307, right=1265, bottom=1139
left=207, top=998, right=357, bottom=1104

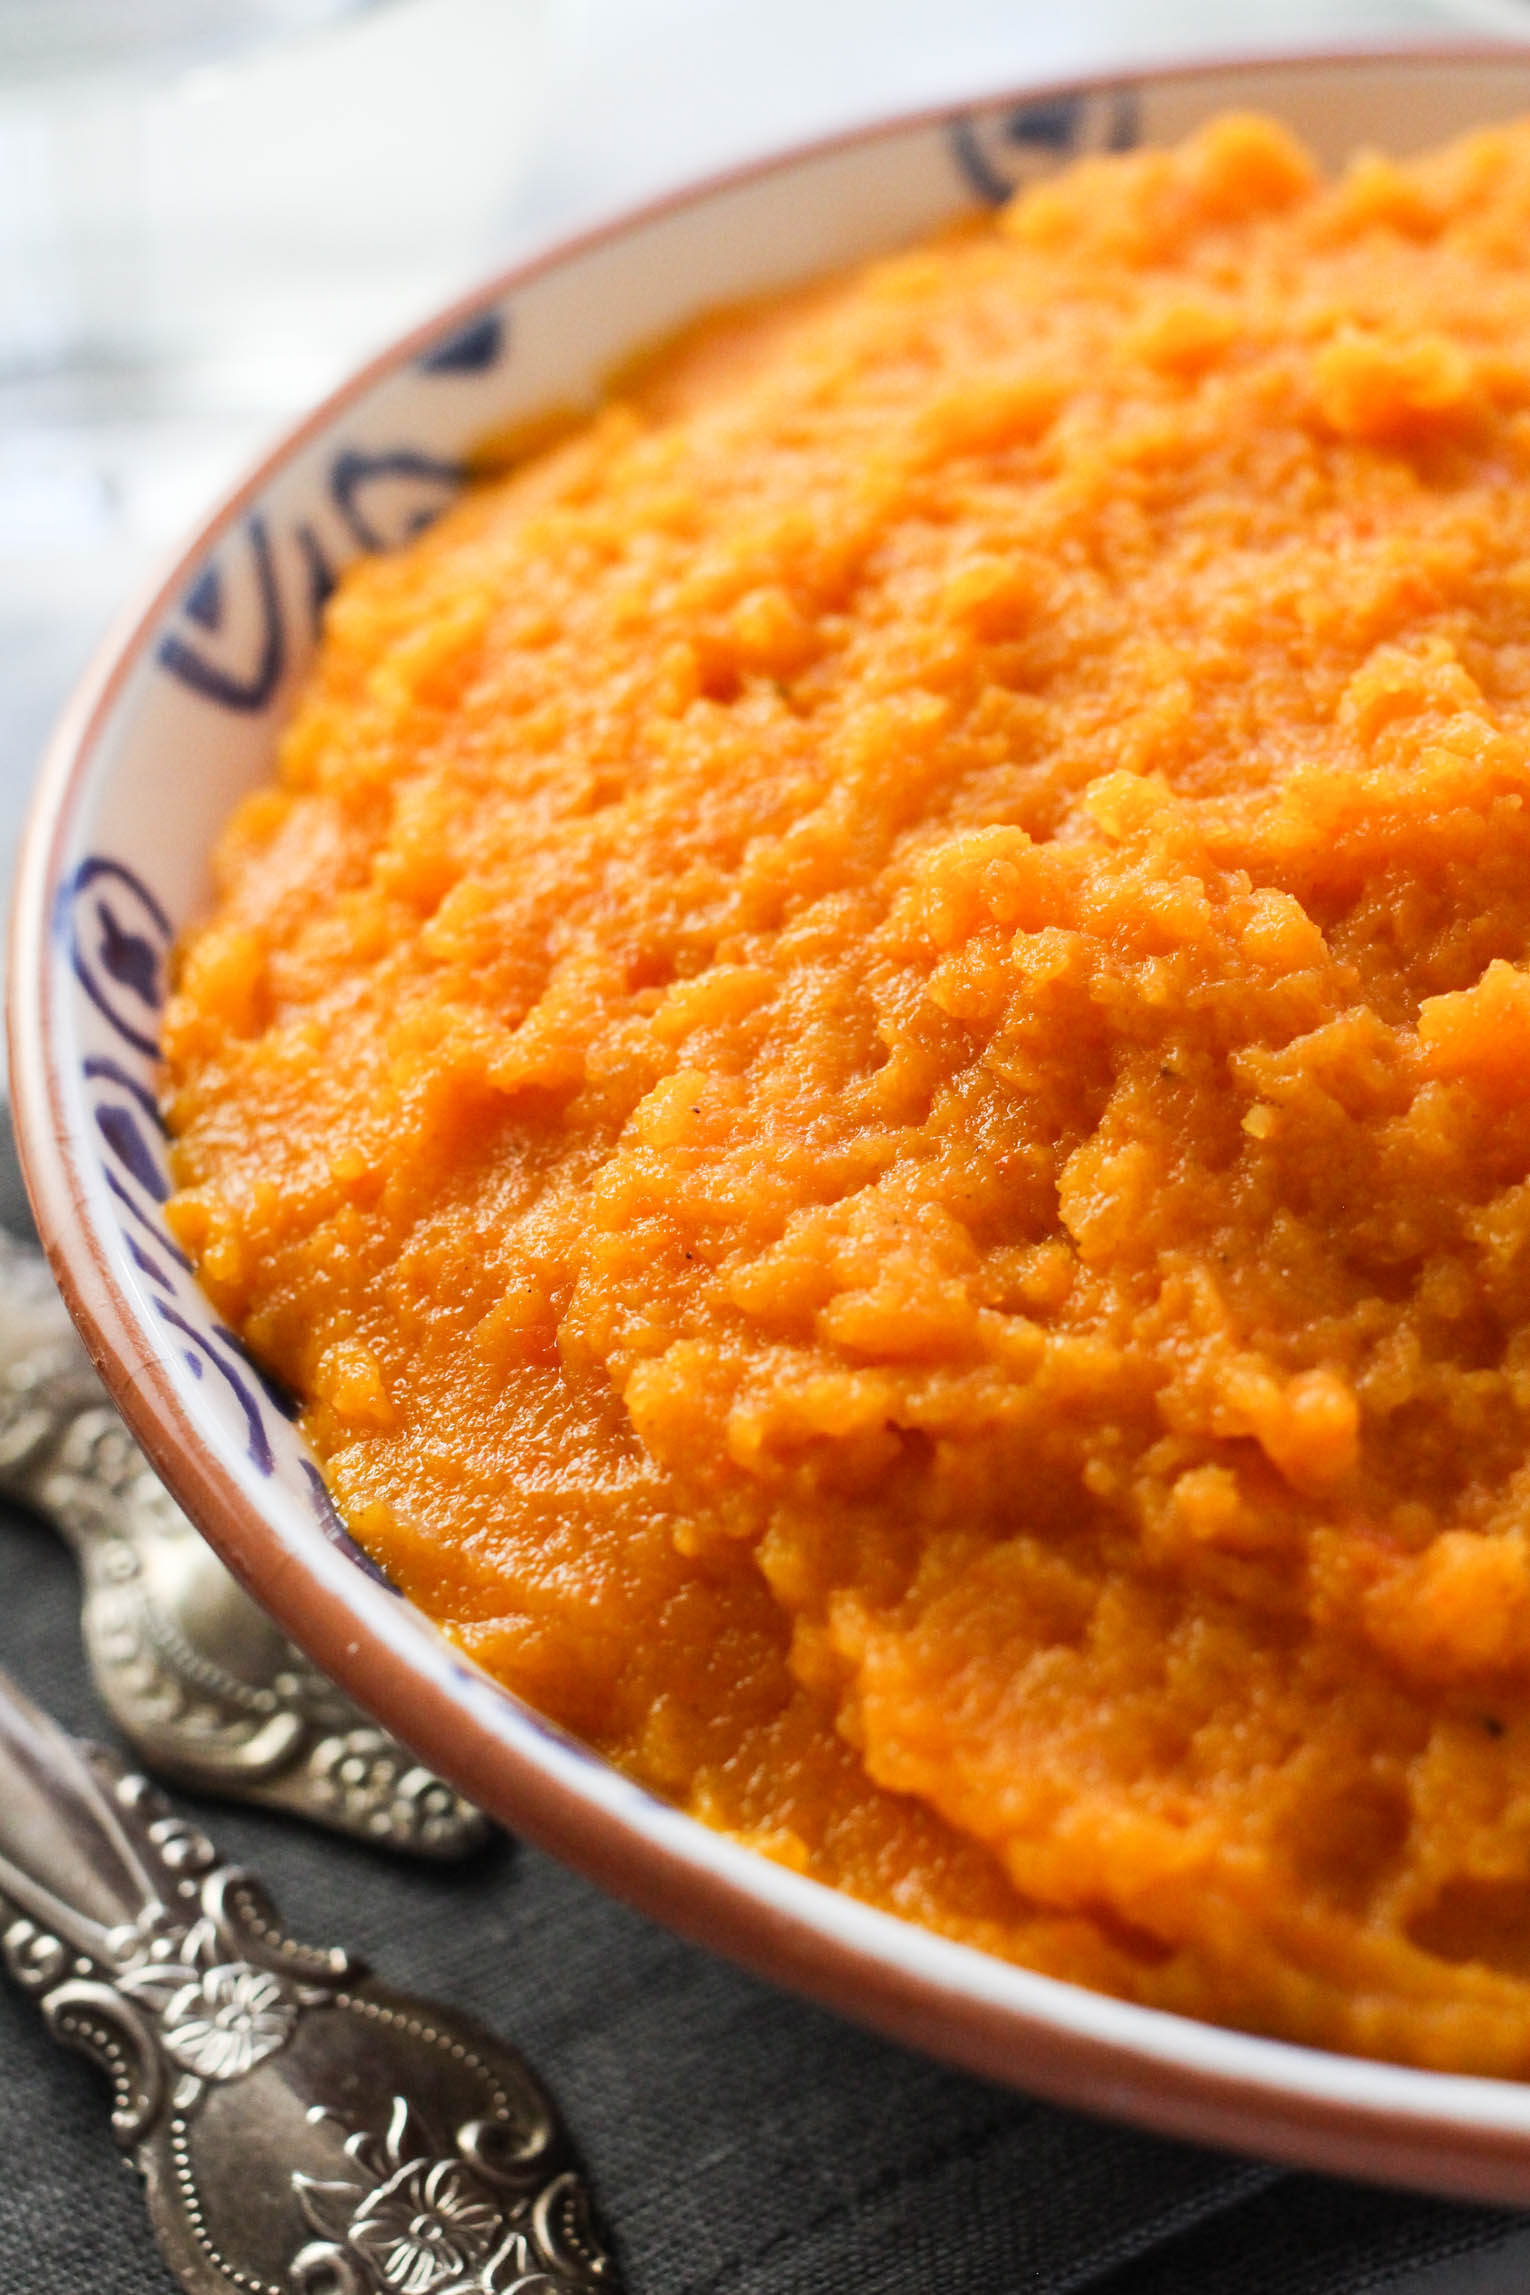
left=164, top=113, right=1530, bottom=2070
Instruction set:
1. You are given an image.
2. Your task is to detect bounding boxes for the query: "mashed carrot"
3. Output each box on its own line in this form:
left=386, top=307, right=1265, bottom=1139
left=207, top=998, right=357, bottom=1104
left=164, top=112, right=1530, bottom=2071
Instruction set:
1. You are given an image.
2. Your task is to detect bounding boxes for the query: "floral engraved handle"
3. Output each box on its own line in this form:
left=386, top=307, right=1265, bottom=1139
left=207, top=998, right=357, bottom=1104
left=0, top=1229, right=486, bottom=1856
left=0, top=1666, right=620, bottom=2295
left=0, top=1668, right=352, bottom=2144
left=291, top=2096, right=616, bottom=2295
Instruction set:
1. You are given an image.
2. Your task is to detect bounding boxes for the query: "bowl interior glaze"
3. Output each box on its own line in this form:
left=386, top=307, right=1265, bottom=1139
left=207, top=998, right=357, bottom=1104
left=18, top=47, right=1530, bottom=2203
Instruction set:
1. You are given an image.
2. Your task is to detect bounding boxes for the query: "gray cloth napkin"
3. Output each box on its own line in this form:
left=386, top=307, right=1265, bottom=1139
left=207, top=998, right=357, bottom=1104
left=0, top=1217, right=1524, bottom=2294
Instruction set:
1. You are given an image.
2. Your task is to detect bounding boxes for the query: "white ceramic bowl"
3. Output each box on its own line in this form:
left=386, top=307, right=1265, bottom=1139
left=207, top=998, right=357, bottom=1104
left=17, top=44, right=1530, bottom=2203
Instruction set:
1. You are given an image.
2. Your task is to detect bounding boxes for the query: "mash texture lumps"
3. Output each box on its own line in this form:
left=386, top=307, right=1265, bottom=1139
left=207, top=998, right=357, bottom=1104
left=166, top=113, right=1530, bottom=2067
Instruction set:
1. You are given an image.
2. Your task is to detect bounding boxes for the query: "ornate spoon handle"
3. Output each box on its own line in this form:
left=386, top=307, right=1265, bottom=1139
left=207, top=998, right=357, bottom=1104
left=0, top=1230, right=486, bottom=1857
left=0, top=1662, right=618, bottom=2295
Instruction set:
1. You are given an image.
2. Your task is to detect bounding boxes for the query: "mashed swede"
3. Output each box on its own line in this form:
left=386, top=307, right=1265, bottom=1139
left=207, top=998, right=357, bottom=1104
left=165, top=113, right=1530, bottom=2070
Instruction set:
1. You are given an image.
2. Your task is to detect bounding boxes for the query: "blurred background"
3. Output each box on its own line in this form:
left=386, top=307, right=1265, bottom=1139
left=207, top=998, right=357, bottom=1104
left=0, top=0, right=1522, bottom=934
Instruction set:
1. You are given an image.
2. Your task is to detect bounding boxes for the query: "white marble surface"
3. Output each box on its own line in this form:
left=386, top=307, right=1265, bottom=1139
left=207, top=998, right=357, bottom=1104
left=5, top=3, right=1530, bottom=2283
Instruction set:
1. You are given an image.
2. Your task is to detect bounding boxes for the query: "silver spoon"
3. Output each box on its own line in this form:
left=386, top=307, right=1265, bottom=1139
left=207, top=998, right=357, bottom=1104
left=0, top=1228, right=487, bottom=1857
left=0, top=1660, right=618, bottom=2295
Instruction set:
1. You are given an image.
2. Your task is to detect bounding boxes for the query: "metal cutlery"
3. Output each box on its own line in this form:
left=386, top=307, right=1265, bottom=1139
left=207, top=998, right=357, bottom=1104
left=0, top=1660, right=617, bottom=2295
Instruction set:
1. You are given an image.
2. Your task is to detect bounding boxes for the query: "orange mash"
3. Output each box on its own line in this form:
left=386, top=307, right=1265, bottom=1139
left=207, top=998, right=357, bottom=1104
left=164, top=113, right=1530, bottom=2072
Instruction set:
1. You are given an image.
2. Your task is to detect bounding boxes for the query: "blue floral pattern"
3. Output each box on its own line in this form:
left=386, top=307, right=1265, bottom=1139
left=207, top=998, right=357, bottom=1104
left=948, top=84, right=1140, bottom=206
left=156, top=450, right=468, bottom=724
left=417, top=309, right=508, bottom=375
left=157, top=515, right=286, bottom=714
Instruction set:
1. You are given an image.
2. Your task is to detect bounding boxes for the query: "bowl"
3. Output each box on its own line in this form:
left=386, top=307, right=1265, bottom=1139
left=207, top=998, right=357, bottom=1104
left=17, top=43, right=1530, bottom=2204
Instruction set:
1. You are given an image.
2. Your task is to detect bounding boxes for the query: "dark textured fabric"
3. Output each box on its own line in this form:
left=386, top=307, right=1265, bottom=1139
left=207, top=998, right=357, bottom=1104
left=0, top=1161, right=1524, bottom=2290
left=1092, top=2171, right=1524, bottom=2295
